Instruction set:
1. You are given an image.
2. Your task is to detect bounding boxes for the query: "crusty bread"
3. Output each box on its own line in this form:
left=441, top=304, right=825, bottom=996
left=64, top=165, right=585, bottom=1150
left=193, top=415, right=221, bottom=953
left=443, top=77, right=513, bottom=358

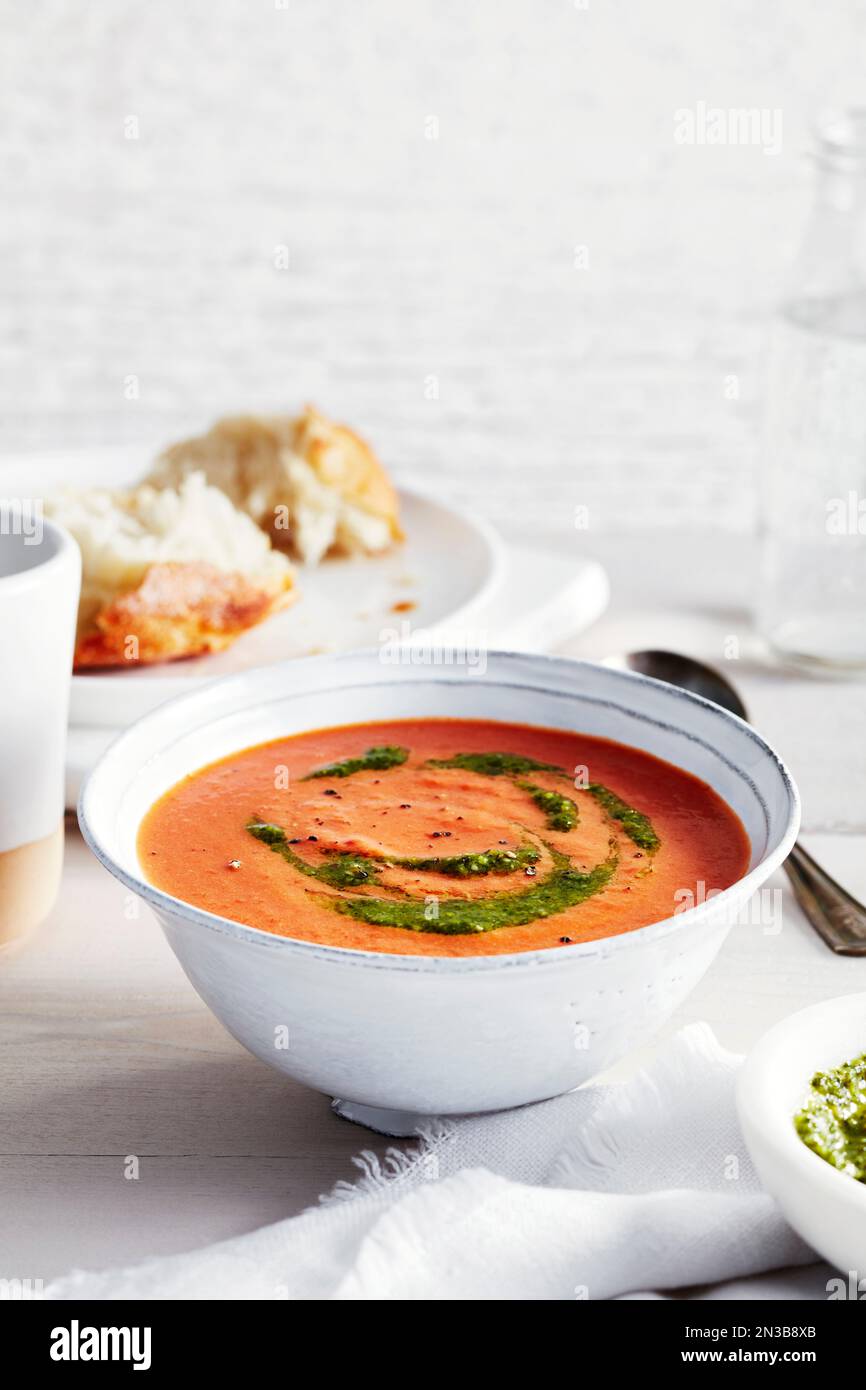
left=72, top=561, right=293, bottom=668
left=148, top=405, right=402, bottom=564
left=47, top=473, right=295, bottom=669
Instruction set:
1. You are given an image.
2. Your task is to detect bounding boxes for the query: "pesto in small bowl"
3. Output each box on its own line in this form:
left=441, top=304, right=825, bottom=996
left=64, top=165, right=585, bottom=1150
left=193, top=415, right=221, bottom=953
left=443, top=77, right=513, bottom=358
left=794, top=1051, right=866, bottom=1182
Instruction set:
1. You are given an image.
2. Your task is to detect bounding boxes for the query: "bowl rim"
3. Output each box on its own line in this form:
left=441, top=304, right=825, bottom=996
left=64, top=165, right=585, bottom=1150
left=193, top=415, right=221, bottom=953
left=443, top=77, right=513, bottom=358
left=78, top=648, right=801, bottom=975
left=736, top=992, right=866, bottom=1214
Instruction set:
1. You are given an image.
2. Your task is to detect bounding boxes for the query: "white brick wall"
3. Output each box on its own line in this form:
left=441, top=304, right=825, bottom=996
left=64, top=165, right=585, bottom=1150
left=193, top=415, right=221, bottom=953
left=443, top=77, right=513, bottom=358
left=3, top=0, right=864, bottom=537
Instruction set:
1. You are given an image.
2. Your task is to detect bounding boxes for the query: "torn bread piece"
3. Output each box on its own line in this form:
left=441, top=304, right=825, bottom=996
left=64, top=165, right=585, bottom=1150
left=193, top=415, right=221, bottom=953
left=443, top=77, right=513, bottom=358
left=47, top=473, right=296, bottom=669
left=148, top=405, right=402, bottom=564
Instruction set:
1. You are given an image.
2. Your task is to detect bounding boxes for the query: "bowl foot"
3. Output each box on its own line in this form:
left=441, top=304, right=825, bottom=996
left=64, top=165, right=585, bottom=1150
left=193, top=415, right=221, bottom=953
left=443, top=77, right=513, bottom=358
left=331, top=1097, right=437, bottom=1137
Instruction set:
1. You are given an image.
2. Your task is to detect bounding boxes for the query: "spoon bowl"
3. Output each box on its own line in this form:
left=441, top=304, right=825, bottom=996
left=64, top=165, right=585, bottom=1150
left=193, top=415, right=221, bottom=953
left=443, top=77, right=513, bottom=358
left=612, top=650, right=748, bottom=720
left=607, top=650, right=866, bottom=956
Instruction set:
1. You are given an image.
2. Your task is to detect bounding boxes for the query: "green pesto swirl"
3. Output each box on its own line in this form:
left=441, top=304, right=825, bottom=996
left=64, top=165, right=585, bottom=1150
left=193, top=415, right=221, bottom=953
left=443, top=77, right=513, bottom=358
left=246, top=822, right=539, bottom=883
left=520, top=783, right=579, bottom=833
left=427, top=751, right=563, bottom=778
left=330, top=845, right=618, bottom=935
left=245, top=745, right=659, bottom=935
left=302, top=745, right=409, bottom=780
left=584, top=783, right=660, bottom=853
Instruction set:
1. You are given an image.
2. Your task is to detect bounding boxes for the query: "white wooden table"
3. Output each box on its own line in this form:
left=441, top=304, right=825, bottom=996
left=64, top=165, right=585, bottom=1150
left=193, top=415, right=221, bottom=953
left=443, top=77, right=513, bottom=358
left=2, top=528, right=864, bottom=1286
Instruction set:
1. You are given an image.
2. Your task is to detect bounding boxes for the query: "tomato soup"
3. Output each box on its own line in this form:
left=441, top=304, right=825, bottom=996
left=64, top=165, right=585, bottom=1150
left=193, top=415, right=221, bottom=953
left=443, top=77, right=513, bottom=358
left=138, top=718, right=751, bottom=957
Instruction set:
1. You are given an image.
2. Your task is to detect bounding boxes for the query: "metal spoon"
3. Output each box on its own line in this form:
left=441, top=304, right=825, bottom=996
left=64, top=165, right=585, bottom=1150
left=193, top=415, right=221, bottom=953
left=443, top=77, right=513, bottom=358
left=611, top=649, right=866, bottom=956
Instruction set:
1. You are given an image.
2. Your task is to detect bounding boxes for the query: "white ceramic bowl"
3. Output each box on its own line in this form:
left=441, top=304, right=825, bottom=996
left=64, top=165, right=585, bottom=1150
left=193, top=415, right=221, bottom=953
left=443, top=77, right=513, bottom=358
left=738, top=993, right=866, bottom=1278
left=80, top=650, right=799, bottom=1120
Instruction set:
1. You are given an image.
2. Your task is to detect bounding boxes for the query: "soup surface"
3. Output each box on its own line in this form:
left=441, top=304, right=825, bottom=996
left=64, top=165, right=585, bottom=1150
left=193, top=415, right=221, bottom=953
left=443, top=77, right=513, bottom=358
left=138, top=718, right=751, bottom=957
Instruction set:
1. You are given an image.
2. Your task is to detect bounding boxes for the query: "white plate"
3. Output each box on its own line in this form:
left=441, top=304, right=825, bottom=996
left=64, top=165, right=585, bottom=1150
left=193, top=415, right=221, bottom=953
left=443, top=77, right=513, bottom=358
left=70, top=487, right=504, bottom=728
left=1, top=446, right=611, bottom=803
left=0, top=446, right=504, bottom=727
left=63, top=541, right=610, bottom=804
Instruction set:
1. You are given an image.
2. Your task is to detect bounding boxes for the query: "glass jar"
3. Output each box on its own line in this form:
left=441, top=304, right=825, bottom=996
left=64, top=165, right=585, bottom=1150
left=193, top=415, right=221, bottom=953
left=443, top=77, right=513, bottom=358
left=758, top=109, right=866, bottom=672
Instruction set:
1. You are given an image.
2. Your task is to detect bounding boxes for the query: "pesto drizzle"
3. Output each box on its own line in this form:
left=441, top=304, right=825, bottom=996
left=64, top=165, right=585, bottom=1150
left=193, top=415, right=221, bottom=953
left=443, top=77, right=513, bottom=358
left=393, top=843, right=540, bottom=877
left=331, top=846, right=618, bottom=935
left=247, top=822, right=382, bottom=887
left=427, top=751, right=563, bottom=778
left=302, top=745, right=409, bottom=780
left=246, top=821, right=539, bottom=883
left=520, top=783, right=579, bottom=833
left=584, top=783, right=660, bottom=853
left=428, top=751, right=657, bottom=852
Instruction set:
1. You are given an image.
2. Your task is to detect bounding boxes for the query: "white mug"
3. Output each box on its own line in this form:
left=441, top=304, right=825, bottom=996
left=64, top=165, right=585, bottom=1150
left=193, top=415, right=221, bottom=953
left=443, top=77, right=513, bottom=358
left=0, top=508, right=80, bottom=944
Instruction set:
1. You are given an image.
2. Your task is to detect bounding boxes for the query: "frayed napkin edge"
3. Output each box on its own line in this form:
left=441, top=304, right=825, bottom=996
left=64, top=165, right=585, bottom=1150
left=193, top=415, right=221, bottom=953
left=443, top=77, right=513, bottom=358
left=548, top=1021, right=742, bottom=1188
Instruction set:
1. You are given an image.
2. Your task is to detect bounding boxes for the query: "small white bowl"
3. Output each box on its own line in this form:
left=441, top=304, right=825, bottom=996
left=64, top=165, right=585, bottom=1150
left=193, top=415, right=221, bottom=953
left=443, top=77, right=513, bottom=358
left=80, top=650, right=799, bottom=1119
left=738, top=993, right=866, bottom=1277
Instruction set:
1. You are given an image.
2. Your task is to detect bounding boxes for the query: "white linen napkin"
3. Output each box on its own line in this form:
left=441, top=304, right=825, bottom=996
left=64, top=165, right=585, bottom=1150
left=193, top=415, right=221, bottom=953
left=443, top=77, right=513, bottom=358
left=46, top=1023, right=817, bottom=1301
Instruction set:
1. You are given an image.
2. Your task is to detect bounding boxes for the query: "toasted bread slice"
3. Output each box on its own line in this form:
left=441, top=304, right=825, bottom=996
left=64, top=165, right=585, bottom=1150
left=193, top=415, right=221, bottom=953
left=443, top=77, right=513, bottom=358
left=73, top=561, right=292, bottom=668
left=149, top=405, right=402, bottom=564
left=47, top=473, right=296, bottom=669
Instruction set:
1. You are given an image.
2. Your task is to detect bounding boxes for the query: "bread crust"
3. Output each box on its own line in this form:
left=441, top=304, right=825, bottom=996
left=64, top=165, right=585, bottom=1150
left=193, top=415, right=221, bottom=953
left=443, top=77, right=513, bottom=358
left=73, top=561, right=295, bottom=669
left=292, top=406, right=401, bottom=540
left=152, top=405, right=402, bottom=558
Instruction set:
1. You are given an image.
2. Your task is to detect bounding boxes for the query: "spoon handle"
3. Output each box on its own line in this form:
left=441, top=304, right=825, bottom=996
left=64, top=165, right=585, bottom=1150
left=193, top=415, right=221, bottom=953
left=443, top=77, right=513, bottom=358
left=784, top=842, right=866, bottom=956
